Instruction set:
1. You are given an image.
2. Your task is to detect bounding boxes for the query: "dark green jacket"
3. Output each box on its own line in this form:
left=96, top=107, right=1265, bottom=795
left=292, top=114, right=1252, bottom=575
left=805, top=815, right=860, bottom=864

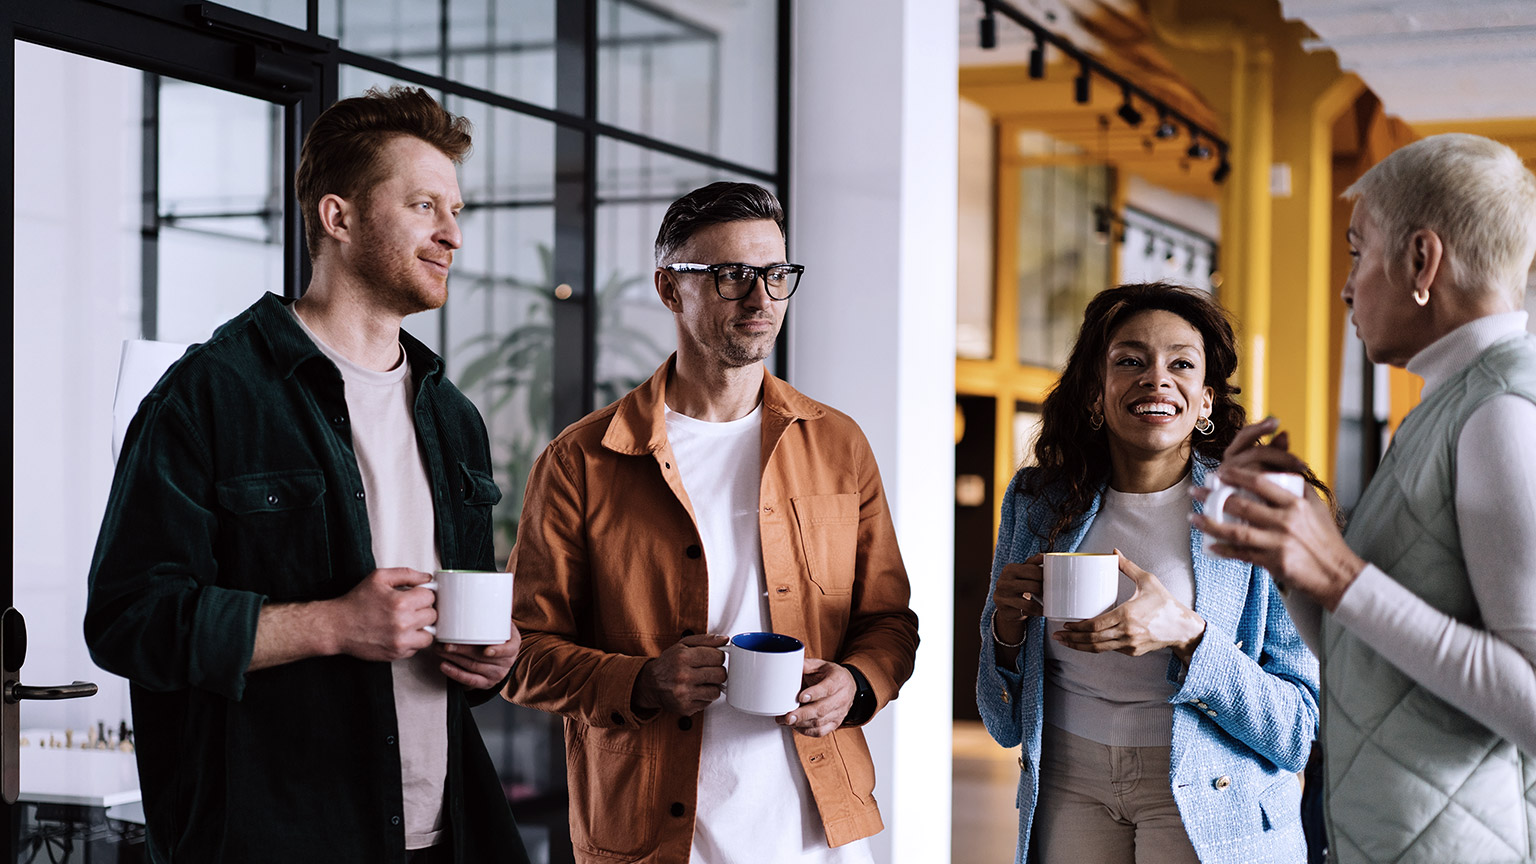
left=84, top=292, right=527, bottom=864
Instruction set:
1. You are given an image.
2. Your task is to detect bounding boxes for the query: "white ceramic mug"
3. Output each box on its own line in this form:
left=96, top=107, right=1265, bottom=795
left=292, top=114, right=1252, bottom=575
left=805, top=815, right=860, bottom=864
left=1042, top=553, right=1120, bottom=621
left=1201, top=472, right=1306, bottom=557
left=722, top=632, right=805, bottom=716
left=421, top=570, right=513, bottom=645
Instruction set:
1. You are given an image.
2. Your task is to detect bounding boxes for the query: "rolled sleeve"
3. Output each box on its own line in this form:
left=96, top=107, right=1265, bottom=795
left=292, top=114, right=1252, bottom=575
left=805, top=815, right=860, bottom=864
left=86, top=395, right=265, bottom=700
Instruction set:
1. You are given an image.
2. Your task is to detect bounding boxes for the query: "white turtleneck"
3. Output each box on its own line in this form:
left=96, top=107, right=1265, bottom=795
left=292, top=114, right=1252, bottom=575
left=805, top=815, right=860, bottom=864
left=1285, top=310, right=1536, bottom=752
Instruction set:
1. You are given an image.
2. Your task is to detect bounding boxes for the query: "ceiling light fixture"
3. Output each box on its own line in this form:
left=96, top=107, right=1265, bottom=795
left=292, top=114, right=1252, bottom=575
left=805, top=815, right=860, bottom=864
left=1212, top=150, right=1232, bottom=183
left=1073, top=59, right=1091, bottom=104
left=980, top=1, right=998, bottom=49
left=1153, top=109, right=1178, bottom=140
left=1116, top=86, right=1143, bottom=127
left=1186, top=131, right=1212, bottom=160
left=1029, top=32, right=1046, bottom=79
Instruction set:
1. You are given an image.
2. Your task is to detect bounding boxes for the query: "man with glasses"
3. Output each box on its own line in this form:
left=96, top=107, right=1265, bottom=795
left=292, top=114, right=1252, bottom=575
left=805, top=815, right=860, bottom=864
left=504, top=182, right=919, bottom=863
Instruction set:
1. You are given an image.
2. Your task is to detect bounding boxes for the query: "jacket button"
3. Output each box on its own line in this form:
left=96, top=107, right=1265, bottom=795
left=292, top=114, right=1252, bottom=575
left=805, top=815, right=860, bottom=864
left=267, top=494, right=279, bottom=505
left=1205, top=710, right=1218, bottom=718
left=355, top=490, right=365, bottom=500
left=678, top=717, right=692, bottom=731
left=331, top=415, right=345, bottom=425
left=670, top=802, right=685, bottom=818
left=611, top=712, right=625, bottom=725
left=1213, top=776, right=1231, bottom=790
left=1001, top=688, right=1011, bottom=704
left=686, top=545, right=701, bottom=559
left=775, top=586, right=789, bottom=595
left=391, top=815, right=401, bottom=826
left=1018, top=755, right=1026, bottom=770
left=385, top=735, right=396, bottom=746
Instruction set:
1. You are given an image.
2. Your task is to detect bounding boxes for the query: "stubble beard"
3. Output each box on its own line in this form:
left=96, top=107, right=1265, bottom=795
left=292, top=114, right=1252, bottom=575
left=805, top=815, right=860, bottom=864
left=353, top=219, right=448, bottom=317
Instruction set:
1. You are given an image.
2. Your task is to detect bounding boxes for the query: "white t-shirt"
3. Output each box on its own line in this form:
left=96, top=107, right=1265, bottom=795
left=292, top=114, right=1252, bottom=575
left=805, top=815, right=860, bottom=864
left=664, top=404, right=872, bottom=864
left=293, top=309, right=447, bottom=850
left=1044, top=475, right=1196, bottom=746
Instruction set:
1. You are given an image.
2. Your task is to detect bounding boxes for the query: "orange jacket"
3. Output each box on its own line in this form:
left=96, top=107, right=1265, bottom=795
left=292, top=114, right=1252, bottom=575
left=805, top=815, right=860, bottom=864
left=505, top=358, right=920, bottom=863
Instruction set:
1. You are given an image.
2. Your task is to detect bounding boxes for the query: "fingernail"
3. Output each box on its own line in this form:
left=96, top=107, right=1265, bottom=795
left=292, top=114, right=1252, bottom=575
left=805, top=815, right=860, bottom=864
left=1022, top=592, right=1032, bottom=601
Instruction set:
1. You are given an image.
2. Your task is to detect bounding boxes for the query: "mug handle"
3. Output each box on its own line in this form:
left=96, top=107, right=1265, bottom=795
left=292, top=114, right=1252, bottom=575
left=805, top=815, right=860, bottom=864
left=1206, top=484, right=1236, bottom=525
left=419, top=581, right=438, bottom=636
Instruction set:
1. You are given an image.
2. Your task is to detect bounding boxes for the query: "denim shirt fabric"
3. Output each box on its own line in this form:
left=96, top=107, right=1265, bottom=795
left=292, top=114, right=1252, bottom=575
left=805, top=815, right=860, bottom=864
left=976, top=457, right=1319, bottom=864
left=84, top=293, right=528, bottom=864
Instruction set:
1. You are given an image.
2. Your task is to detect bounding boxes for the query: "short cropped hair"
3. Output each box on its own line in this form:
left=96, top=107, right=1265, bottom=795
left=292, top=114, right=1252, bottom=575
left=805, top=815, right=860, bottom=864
left=654, top=182, right=785, bottom=266
left=1344, top=133, right=1536, bottom=304
left=295, top=86, right=473, bottom=258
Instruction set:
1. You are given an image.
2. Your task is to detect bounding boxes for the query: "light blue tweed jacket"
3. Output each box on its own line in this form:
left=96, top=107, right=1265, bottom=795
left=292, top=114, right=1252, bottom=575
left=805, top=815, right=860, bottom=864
left=976, top=457, right=1319, bottom=864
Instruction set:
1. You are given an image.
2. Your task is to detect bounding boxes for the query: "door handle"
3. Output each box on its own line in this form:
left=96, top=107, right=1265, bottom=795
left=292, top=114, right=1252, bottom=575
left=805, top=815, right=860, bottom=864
left=4, top=680, right=98, bottom=703
left=2, top=607, right=100, bottom=803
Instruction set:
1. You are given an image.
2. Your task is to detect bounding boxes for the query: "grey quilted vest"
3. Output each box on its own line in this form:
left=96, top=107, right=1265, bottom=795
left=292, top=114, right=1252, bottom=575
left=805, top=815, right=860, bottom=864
left=1326, top=331, right=1536, bottom=864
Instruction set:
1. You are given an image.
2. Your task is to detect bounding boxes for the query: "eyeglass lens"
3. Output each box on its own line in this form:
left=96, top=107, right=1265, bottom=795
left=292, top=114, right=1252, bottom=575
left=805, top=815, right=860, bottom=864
left=717, top=264, right=800, bottom=300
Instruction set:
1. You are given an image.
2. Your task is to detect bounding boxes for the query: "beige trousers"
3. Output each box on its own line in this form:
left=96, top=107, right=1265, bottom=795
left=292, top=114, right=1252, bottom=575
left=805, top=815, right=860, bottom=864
left=1032, top=723, right=1202, bottom=864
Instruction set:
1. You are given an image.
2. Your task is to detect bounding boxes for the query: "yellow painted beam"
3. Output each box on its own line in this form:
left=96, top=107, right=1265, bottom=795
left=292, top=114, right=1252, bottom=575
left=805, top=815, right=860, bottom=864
left=1267, top=56, right=1363, bottom=481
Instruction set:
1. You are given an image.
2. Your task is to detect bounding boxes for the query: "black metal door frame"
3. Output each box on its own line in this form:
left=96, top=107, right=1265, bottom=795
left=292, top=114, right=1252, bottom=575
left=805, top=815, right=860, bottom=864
left=2, top=2, right=332, bottom=855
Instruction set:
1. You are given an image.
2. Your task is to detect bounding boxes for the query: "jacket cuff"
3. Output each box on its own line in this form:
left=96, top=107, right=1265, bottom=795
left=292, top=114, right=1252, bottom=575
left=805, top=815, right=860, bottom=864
left=1166, top=629, right=1241, bottom=713
left=595, top=653, right=656, bottom=728
left=191, top=585, right=266, bottom=701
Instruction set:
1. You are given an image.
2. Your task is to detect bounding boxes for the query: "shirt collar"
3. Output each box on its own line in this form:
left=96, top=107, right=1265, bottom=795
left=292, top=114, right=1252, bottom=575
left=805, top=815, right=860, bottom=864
left=1406, top=311, right=1530, bottom=398
left=602, top=355, right=825, bottom=455
left=249, top=292, right=444, bottom=385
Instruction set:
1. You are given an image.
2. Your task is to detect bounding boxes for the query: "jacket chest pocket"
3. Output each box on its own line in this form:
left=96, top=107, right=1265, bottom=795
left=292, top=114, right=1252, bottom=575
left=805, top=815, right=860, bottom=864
left=456, top=462, right=502, bottom=563
left=215, top=470, right=329, bottom=599
left=791, top=493, right=859, bottom=595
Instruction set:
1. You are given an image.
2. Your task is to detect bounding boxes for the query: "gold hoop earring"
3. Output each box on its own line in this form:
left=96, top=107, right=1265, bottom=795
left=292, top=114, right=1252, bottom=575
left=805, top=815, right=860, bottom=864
left=1413, top=286, right=1430, bottom=307
left=1195, top=415, right=1215, bottom=436
left=1089, top=409, right=1104, bottom=431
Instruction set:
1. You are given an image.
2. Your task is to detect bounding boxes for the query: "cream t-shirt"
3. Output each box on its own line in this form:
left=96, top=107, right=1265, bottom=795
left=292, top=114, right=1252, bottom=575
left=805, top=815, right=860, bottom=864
left=1044, top=475, right=1196, bottom=746
left=293, top=309, right=447, bottom=850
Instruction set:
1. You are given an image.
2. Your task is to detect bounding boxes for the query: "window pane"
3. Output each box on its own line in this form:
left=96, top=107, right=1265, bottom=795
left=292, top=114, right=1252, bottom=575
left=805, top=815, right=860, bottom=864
left=216, top=0, right=305, bottom=30
left=598, top=0, right=777, bottom=173
left=324, top=1, right=559, bottom=109
left=594, top=137, right=776, bottom=399
left=447, top=0, right=557, bottom=109
left=157, top=78, right=285, bottom=342
left=325, top=1, right=443, bottom=79
left=1015, top=160, right=1111, bottom=368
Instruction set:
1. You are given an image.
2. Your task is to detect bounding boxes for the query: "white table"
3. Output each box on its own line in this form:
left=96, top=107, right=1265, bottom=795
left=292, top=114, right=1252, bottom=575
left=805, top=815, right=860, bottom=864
left=19, top=746, right=141, bottom=810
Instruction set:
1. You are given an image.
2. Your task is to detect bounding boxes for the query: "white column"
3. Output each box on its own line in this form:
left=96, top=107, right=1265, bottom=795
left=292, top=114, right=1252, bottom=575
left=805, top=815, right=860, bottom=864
left=788, top=3, right=957, bottom=863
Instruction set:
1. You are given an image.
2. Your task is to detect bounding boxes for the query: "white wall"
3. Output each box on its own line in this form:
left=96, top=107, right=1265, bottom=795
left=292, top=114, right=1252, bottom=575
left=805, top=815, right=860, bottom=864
left=790, top=2, right=958, bottom=862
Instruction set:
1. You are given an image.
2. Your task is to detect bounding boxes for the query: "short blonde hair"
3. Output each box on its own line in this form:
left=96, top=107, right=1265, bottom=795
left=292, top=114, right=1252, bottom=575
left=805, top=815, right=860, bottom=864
left=1344, top=133, right=1536, bottom=305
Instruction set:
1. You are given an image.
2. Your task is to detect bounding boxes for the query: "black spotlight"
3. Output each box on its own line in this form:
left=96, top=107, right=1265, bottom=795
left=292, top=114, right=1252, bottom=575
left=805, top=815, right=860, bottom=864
left=1116, top=87, right=1143, bottom=127
left=1094, top=206, right=1113, bottom=242
left=1186, top=132, right=1212, bottom=160
left=1153, top=110, right=1178, bottom=140
left=1074, top=60, right=1091, bottom=104
left=1212, top=153, right=1232, bottom=183
left=1029, top=33, right=1046, bottom=79
left=980, top=3, right=997, bottom=49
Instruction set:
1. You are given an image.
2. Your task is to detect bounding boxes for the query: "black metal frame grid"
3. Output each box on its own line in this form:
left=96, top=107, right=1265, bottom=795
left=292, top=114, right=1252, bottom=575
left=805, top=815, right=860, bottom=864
left=0, top=0, right=792, bottom=858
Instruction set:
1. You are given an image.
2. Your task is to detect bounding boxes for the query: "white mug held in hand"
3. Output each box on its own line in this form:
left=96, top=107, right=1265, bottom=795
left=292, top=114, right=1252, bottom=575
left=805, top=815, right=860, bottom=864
left=1042, top=553, right=1120, bottom=621
left=420, top=570, right=514, bottom=645
left=1201, top=471, right=1306, bottom=557
left=722, top=632, right=805, bottom=716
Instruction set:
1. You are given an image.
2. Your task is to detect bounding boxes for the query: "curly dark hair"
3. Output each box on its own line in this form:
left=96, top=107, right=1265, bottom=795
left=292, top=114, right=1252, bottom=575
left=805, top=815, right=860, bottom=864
left=1025, top=282, right=1247, bottom=550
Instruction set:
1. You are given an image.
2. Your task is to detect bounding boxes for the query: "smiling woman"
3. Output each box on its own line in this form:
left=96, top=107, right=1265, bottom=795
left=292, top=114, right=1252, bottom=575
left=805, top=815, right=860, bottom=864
left=977, top=282, right=1323, bottom=864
